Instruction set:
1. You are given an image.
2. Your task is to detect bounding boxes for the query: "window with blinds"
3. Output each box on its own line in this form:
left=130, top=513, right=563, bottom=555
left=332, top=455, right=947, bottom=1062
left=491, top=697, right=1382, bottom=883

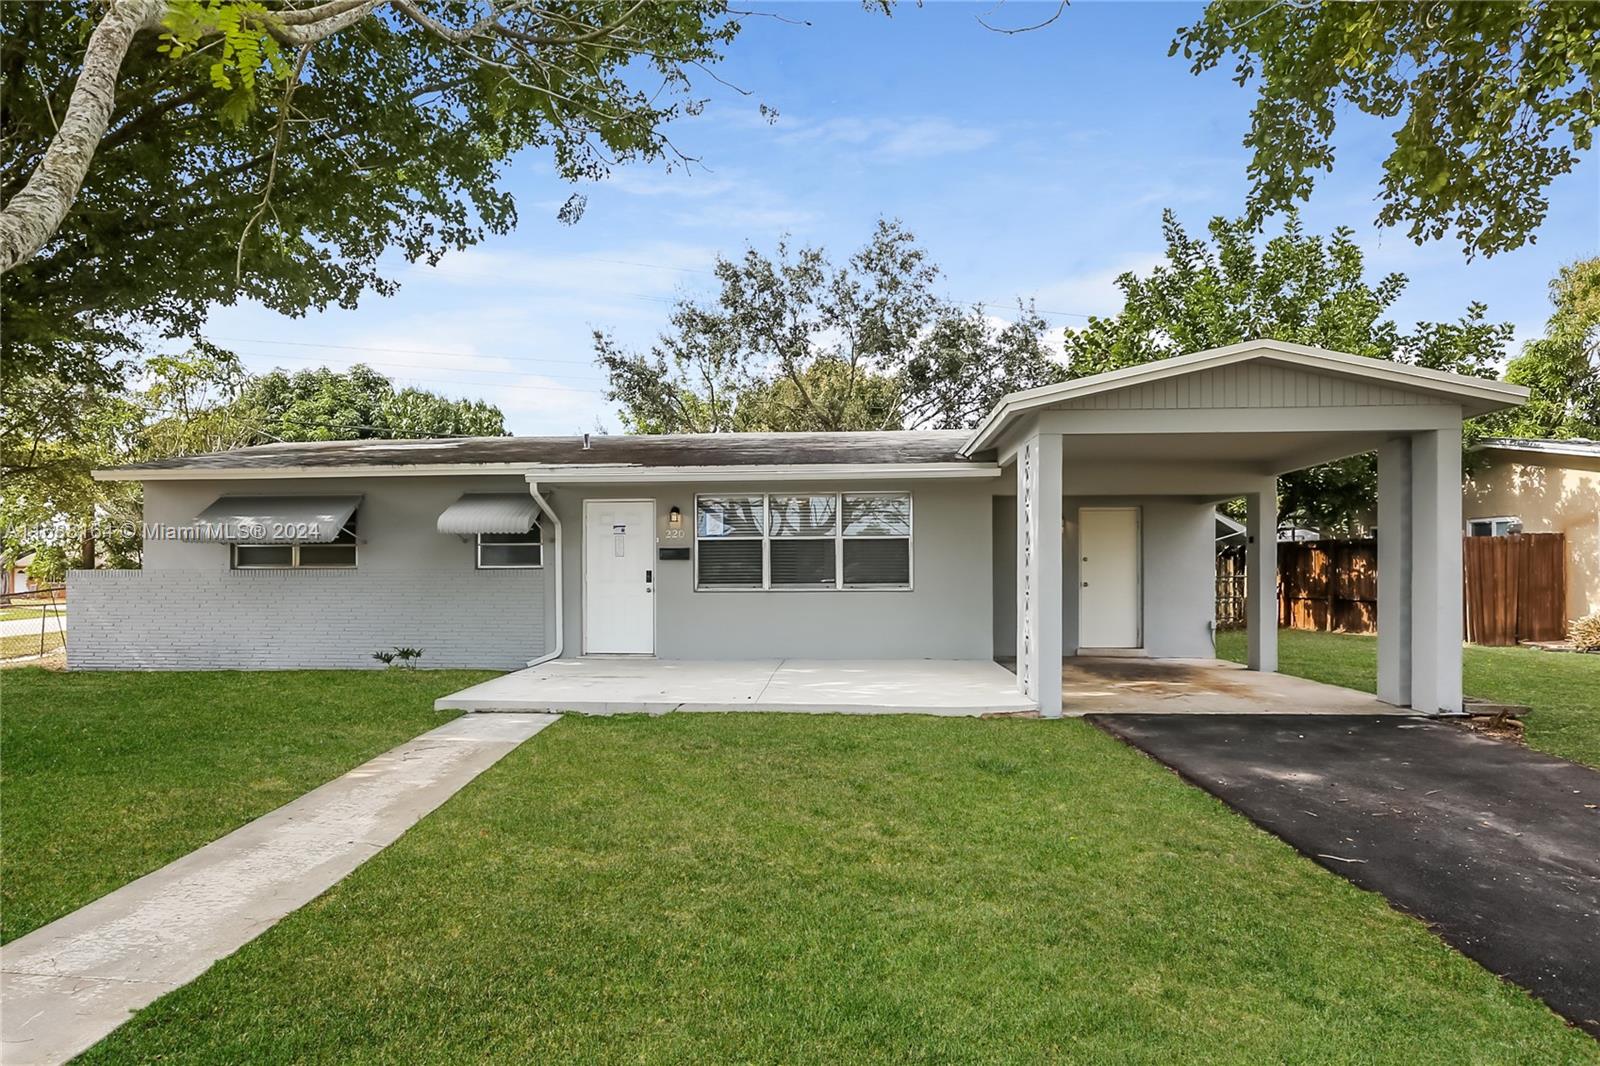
left=695, top=492, right=910, bottom=590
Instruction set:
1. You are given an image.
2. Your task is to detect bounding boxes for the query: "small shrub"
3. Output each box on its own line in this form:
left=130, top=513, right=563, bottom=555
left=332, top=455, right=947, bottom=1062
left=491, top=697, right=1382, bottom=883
left=373, top=646, right=424, bottom=669
left=1569, top=613, right=1600, bottom=652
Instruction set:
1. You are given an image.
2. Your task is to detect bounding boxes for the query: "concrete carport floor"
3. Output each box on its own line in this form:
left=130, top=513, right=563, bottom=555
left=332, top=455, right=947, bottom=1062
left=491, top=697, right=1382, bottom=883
left=1057, top=657, right=1399, bottom=715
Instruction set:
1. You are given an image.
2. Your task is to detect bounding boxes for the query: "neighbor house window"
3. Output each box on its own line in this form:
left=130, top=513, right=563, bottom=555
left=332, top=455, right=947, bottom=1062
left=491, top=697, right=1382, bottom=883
left=477, top=525, right=542, bottom=568
left=1468, top=516, right=1523, bottom=537
left=232, top=516, right=358, bottom=569
left=695, top=492, right=911, bottom=590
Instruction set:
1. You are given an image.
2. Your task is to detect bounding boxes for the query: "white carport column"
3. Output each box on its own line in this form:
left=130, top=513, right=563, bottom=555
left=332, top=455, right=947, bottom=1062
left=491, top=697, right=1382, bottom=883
left=1409, top=426, right=1465, bottom=714
left=1015, top=432, right=1063, bottom=718
left=1245, top=477, right=1278, bottom=672
left=1376, top=438, right=1413, bottom=706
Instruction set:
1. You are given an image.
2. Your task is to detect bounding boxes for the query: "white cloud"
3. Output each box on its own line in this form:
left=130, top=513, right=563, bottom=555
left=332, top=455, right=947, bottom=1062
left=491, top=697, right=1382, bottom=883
left=778, top=115, right=998, bottom=161
left=1026, top=253, right=1168, bottom=319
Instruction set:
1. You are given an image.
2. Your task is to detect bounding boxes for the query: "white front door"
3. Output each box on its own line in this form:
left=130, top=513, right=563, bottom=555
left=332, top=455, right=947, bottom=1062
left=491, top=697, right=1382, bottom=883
left=1079, top=507, right=1141, bottom=649
left=583, top=499, right=656, bottom=654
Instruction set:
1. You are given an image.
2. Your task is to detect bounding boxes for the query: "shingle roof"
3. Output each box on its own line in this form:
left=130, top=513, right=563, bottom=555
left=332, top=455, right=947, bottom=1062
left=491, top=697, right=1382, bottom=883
left=105, top=430, right=988, bottom=475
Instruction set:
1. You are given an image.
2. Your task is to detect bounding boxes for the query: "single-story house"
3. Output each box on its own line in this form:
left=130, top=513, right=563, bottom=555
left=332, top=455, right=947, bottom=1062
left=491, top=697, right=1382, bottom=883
left=72, top=340, right=1526, bottom=716
left=1466, top=437, right=1600, bottom=620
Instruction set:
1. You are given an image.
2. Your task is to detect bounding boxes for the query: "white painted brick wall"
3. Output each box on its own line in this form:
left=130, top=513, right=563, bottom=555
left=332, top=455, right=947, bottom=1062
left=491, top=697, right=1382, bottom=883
left=66, top=568, right=546, bottom=670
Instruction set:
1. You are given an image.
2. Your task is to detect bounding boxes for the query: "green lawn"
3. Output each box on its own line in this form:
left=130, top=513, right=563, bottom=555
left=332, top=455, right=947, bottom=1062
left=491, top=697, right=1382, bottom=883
left=80, top=713, right=1593, bottom=1064
left=1, top=627, right=66, bottom=660
left=0, top=602, right=64, bottom=622
left=1216, top=629, right=1600, bottom=768
left=0, top=668, right=495, bottom=943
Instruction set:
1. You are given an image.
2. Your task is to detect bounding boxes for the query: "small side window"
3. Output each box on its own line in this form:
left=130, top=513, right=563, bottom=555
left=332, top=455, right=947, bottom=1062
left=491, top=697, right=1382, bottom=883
left=232, top=515, right=358, bottom=569
left=1468, top=517, right=1523, bottom=538
left=478, top=527, right=541, bottom=569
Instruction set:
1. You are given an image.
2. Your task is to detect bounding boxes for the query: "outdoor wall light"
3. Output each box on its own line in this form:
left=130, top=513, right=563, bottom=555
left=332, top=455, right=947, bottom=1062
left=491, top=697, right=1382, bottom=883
left=668, top=506, right=683, bottom=528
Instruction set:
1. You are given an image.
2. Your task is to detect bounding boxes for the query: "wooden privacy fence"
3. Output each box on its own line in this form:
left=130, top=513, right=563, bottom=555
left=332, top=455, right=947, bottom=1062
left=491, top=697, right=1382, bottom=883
left=1462, top=533, right=1567, bottom=645
left=1278, top=538, right=1378, bottom=634
left=1213, top=532, right=1567, bottom=645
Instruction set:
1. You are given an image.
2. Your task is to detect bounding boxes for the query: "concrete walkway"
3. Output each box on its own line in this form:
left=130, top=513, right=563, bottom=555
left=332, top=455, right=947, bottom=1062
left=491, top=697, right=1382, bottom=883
left=437, top=658, right=1035, bottom=715
left=0, top=713, right=556, bottom=1065
left=1093, top=714, right=1600, bottom=1037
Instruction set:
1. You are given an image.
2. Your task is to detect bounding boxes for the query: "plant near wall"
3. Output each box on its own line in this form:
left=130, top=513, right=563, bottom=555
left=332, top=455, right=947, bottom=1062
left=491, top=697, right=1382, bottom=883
left=372, top=646, right=423, bottom=669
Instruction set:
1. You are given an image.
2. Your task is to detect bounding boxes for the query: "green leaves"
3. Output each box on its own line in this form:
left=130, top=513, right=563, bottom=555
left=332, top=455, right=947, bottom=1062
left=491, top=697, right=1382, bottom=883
left=158, top=0, right=290, bottom=126
left=1061, top=208, right=1515, bottom=532
left=1176, top=1, right=1600, bottom=258
left=595, top=222, right=1066, bottom=434
left=5, top=0, right=746, bottom=394
left=1487, top=257, right=1600, bottom=440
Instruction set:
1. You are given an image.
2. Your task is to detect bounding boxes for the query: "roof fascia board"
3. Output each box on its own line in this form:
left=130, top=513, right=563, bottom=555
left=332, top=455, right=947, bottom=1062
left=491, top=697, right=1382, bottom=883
left=518, top=463, right=1001, bottom=483
left=97, top=461, right=1001, bottom=483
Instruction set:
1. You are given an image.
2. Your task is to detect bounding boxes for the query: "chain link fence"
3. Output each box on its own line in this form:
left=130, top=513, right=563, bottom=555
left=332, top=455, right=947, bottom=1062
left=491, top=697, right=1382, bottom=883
left=1, top=586, right=67, bottom=662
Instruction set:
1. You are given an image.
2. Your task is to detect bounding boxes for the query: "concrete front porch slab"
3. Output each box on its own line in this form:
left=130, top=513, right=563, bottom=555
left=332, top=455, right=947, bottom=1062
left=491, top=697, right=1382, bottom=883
left=435, top=658, right=1037, bottom=716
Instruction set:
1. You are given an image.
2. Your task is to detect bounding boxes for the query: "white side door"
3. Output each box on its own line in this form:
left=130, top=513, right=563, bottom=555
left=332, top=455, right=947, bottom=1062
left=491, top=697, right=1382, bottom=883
left=1079, top=507, right=1141, bottom=649
left=583, top=499, right=656, bottom=654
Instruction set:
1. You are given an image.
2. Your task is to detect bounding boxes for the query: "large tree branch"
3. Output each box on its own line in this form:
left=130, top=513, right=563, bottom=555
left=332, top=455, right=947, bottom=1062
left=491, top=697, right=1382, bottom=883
left=0, top=0, right=166, bottom=273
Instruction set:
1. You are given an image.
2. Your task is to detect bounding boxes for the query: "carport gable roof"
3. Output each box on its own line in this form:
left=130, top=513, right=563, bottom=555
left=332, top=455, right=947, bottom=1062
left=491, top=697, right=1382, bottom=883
left=96, top=430, right=1000, bottom=482
left=960, top=339, right=1529, bottom=455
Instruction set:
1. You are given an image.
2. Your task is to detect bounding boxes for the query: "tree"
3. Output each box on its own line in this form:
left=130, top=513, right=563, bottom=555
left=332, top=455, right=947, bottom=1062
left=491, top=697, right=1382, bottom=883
left=236, top=363, right=508, bottom=439
left=1063, top=210, right=1512, bottom=533
left=1490, top=257, right=1600, bottom=440
left=596, top=221, right=1064, bottom=433
left=2, top=0, right=750, bottom=393
left=0, top=351, right=509, bottom=574
left=1174, top=2, right=1600, bottom=258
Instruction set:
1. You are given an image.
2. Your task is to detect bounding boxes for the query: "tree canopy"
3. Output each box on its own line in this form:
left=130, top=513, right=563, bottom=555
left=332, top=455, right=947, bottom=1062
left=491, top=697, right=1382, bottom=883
left=1175, top=1, right=1599, bottom=258
left=1, top=352, right=507, bottom=572
left=1490, top=257, right=1600, bottom=441
left=1, top=0, right=749, bottom=395
left=595, top=220, right=1066, bottom=434
left=1063, top=210, right=1513, bottom=532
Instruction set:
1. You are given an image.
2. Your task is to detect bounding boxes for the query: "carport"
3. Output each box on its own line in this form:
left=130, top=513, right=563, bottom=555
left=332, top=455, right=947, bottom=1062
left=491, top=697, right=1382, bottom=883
left=970, top=340, right=1527, bottom=719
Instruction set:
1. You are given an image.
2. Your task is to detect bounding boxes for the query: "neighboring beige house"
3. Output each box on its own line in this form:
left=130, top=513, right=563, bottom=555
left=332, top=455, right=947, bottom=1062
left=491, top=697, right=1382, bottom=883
left=1466, top=438, right=1600, bottom=620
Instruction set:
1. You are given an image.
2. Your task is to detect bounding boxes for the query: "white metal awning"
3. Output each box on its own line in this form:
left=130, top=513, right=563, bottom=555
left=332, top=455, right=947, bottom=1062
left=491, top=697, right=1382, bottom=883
left=190, top=495, right=360, bottom=543
left=436, top=493, right=539, bottom=535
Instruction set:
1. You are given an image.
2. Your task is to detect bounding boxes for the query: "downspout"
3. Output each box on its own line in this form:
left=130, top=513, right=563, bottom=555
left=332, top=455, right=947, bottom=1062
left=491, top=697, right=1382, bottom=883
left=525, top=481, right=563, bottom=667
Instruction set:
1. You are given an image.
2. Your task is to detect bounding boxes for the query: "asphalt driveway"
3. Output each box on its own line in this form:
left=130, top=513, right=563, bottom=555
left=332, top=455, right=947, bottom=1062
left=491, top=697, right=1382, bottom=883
left=1090, top=714, right=1600, bottom=1037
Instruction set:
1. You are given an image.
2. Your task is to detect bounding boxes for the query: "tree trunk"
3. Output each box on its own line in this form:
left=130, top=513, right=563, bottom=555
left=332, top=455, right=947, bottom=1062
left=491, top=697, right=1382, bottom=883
left=80, top=528, right=97, bottom=570
left=0, top=0, right=166, bottom=273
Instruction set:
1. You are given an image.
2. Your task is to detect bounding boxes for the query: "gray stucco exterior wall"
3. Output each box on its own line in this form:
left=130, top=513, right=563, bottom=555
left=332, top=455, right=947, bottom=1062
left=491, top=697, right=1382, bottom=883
left=543, top=479, right=994, bottom=660
left=991, top=494, right=1216, bottom=660
left=71, top=474, right=995, bottom=669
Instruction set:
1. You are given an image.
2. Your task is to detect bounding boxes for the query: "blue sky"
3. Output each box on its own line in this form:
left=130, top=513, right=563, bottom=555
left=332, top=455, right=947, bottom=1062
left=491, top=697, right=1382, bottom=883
left=204, top=1, right=1600, bottom=434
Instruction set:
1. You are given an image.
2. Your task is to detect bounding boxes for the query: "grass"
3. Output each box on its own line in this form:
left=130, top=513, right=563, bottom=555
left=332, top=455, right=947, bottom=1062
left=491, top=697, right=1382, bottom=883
left=1, top=627, right=66, bottom=660
left=80, top=713, right=1594, bottom=1064
left=1216, top=629, right=1600, bottom=768
left=0, top=602, right=64, bottom=622
left=0, top=668, right=495, bottom=943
